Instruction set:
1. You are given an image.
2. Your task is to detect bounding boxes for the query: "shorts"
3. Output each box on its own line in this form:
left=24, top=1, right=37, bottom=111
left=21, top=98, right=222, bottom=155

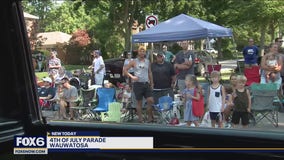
left=231, top=111, right=249, bottom=125
left=133, top=82, right=152, bottom=100
left=152, top=88, right=174, bottom=104
left=95, top=73, right=104, bottom=85
left=209, top=112, right=222, bottom=122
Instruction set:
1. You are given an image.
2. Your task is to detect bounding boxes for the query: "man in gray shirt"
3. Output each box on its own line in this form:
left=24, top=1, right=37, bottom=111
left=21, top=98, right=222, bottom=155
left=59, top=77, right=78, bottom=120
left=123, top=45, right=154, bottom=123
left=174, top=40, right=195, bottom=93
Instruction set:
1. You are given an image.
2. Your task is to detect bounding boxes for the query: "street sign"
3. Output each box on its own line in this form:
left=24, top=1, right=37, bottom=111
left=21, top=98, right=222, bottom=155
left=145, top=15, right=158, bottom=29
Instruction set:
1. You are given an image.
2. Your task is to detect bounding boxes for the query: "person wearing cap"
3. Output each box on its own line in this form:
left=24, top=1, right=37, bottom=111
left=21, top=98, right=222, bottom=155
left=48, top=50, right=61, bottom=80
left=59, top=77, right=78, bottom=120
left=38, top=77, right=56, bottom=108
left=123, top=51, right=134, bottom=84
left=162, top=45, right=176, bottom=64
left=123, top=45, right=154, bottom=123
left=89, top=49, right=105, bottom=85
left=151, top=52, right=176, bottom=104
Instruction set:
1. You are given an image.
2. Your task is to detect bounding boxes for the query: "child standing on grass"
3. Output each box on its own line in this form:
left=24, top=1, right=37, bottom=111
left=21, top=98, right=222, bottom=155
left=207, top=71, right=226, bottom=128
left=231, top=75, right=251, bottom=128
left=182, top=74, right=202, bottom=127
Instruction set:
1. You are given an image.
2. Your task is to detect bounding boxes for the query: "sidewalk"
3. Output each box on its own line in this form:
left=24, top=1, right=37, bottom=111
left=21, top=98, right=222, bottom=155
left=42, top=109, right=284, bottom=132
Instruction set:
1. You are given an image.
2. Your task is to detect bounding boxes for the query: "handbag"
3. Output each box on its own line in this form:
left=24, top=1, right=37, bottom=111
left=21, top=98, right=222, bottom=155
left=192, top=87, right=205, bottom=117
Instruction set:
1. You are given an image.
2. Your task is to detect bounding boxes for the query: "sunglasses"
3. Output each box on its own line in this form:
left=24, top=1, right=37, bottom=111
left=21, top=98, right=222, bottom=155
left=138, top=65, right=145, bottom=69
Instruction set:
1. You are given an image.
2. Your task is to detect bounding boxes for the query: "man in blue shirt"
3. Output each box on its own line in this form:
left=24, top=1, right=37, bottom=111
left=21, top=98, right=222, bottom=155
left=243, top=38, right=259, bottom=68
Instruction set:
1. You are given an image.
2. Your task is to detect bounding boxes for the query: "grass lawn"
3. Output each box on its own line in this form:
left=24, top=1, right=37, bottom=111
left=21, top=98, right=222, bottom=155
left=197, top=69, right=232, bottom=84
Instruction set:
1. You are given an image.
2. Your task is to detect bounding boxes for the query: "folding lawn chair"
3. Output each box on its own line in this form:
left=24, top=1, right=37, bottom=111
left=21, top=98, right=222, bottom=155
left=153, top=96, right=174, bottom=124
left=236, top=60, right=245, bottom=73
left=90, top=87, right=116, bottom=121
left=101, top=102, right=122, bottom=123
left=204, top=64, right=222, bottom=82
left=244, top=66, right=260, bottom=86
left=70, top=86, right=97, bottom=120
left=250, top=83, right=281, bottom=127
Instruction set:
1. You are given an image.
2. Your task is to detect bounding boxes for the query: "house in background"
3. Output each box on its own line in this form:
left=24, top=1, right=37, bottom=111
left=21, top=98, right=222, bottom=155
left=24, top=12, right=71, bottom=51
left=36, top=31, right=72, bottom=51
left=24, top=12, right=39, bottom=51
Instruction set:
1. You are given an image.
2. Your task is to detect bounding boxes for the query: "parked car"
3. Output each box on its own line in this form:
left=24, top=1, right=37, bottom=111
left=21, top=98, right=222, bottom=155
left=204, top=48, right=218, bottom=58
left=104, top=58, right=126, bottom=86
left=193, top=50, right=218, bottom=76
left=205, top=48, right=217, bottom=54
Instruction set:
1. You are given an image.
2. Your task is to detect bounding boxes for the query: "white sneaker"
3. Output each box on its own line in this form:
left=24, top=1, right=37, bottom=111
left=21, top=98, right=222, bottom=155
left=225, top=123, right=232, bottom=128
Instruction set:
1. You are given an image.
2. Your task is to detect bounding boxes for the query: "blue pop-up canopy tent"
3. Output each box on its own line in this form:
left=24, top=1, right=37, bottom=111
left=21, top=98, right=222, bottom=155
left=132, top=14, right=233, bottom=43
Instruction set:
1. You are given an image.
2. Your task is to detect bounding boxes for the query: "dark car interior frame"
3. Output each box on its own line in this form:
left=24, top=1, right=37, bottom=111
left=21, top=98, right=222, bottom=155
left=1, top=0, right=284, bottom=159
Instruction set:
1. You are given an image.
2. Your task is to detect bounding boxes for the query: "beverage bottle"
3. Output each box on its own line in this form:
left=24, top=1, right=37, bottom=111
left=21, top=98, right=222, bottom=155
left=188, top=54, right=192, bottom=61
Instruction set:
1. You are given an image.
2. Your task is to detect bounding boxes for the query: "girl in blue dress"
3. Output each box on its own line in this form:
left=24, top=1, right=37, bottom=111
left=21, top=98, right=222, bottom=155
left=182, top=74, right=202, bottom=127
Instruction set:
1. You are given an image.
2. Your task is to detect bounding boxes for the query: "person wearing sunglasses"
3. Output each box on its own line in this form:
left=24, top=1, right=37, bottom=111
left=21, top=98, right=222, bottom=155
left=59, top=77, right=79, bottom=120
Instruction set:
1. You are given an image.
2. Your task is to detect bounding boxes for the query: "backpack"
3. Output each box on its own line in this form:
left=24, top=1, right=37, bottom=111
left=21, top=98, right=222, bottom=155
left=192, top=87, right=205, bottom=117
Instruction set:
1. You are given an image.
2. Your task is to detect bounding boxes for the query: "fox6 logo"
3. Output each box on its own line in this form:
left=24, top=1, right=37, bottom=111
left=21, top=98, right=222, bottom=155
left=14, top=136, right=46, bottom=148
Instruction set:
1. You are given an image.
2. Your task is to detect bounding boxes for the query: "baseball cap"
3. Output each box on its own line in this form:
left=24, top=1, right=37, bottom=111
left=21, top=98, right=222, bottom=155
left=162, top=45, right=167, bottom=49
left=42, top=77, right=52, bottom=83
left=94, top=50, right=101, bottom=55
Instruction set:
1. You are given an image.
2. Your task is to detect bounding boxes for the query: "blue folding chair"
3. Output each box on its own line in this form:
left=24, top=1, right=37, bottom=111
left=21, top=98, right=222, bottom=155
left=153, top=96, right=174, bottom=124
left=91, top=87, right=116, bottom=121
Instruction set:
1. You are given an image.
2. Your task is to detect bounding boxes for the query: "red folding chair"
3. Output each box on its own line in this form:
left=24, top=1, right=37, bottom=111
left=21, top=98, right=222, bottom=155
left=244, top=66, right=260, bottom=86
left=204, top=64, right=222, bottom=81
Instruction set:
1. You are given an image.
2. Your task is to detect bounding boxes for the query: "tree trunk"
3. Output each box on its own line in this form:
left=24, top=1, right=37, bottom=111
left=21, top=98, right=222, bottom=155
left=124, top=0, right=132, bottom=52
left=260, top=24, right=266, bottom=56
left=217, top=38, right=223, bottom=58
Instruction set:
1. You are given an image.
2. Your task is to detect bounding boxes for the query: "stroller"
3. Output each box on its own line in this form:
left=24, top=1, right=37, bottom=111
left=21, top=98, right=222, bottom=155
left=70, top=69, right=93, bottom=95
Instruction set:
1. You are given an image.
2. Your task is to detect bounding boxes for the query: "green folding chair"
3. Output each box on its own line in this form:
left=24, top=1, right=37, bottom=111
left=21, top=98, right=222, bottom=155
left=250, top=83, right=281, bottom=127
left=101, top=102, right=122, bottom=123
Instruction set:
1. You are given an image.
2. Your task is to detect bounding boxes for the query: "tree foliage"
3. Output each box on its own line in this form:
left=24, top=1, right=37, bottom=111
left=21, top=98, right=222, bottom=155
left=69, top=29, right=91, bottom=47
left=22, top=0, right=284, bottom=63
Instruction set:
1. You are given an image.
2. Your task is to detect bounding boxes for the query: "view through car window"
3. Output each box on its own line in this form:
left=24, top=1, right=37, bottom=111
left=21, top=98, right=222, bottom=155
left=2, top=0, right=284, bottom=159
left=24, top=0, right=284, bottom=133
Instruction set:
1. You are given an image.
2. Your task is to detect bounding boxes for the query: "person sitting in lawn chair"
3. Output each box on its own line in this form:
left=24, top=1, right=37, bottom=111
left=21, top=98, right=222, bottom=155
left=38, top=77, right=56, bottom=110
